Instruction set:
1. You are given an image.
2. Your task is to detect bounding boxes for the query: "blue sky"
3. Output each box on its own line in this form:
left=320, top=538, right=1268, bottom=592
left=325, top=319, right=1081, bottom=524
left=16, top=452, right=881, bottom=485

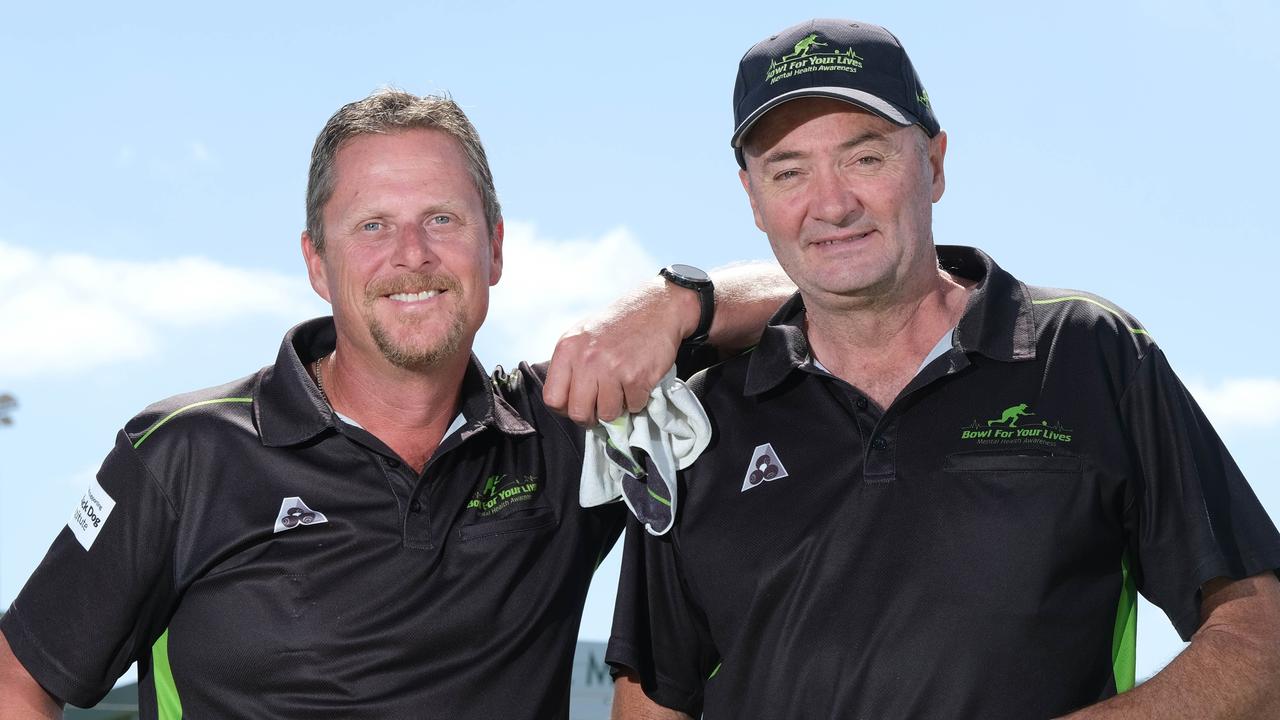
left=2, top=0, right=1278, bottom=689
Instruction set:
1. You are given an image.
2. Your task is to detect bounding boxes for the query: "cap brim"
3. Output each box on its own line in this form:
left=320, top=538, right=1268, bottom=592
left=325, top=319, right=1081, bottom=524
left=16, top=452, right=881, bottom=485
left=731, top=86, right=915, bottom=148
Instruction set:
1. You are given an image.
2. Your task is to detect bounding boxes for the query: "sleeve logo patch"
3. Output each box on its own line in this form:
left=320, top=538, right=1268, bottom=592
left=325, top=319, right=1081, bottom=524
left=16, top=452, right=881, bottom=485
left=68, top=476, right=116, bottom=551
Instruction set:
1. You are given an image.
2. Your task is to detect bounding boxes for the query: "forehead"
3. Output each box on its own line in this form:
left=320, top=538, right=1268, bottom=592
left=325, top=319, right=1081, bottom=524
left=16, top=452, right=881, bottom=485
left=330, top=128, right=472, bottom=196
left=743, top=98, right=905, bottom=157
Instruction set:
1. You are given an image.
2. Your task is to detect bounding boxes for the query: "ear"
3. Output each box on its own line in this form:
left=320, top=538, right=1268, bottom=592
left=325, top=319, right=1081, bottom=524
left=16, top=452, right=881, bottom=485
left=301, top=231, right=332, bottom=303
left=488, top=219, right=504, bottom=286
left=739, top=168, right=767, bottom=233
left=929, top=130, right=948, bottom=203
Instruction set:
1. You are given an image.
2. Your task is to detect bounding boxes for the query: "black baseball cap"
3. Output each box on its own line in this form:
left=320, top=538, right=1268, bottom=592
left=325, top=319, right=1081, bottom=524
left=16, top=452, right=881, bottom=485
left=732, top=19, right=940, bottom=167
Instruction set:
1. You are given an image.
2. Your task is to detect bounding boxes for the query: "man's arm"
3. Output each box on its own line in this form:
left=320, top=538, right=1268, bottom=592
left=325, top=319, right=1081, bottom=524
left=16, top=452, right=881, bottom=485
left=0, top=631, right=62, bottom=719
left=1060, top=571, right=1280, bottom=719
left=611, top=671, right=693, bottom=720
left=544, top=261, right=793, bottom=425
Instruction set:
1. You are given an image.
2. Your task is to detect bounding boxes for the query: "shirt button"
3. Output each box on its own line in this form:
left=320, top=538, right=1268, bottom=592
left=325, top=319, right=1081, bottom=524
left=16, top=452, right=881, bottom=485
left=855, top=396, right=868, bottom=410
left=410, top=500, right=423, bottom=512
left=383, top=457, right=400, bottom=468
left=871, top=437, right=888, bottom=451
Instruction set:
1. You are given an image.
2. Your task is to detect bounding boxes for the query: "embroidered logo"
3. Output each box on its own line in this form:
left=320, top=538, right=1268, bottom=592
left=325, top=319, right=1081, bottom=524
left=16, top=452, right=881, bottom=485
left=274, top=497, right=329, bottom=533
left=959, top=403, right=1074, bottom=446
left=741, top=443, right=790, bottom=492
left=466, top=473, right=541, bottom=517
left=766, top=32, right=865, bottom=86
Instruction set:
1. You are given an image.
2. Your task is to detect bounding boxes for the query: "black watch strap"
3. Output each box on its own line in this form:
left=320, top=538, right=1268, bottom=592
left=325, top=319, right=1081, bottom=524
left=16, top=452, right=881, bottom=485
left=659, top=264, right=715, bottom=345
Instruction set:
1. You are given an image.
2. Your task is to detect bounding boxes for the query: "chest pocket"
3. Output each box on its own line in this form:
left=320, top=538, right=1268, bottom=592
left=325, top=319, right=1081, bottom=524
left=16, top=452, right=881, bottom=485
left=457, top=507, right=558, bottom=541
left=943, top=452, right=1082, bottom=474
left=455, top=471, right=559, bottom=542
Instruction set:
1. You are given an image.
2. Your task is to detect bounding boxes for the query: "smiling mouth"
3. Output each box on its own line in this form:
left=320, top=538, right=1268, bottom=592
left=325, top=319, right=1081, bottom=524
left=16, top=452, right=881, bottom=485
left=811, top=230, right=873, bottom=247
left=387, top=290, right=443, bottom=302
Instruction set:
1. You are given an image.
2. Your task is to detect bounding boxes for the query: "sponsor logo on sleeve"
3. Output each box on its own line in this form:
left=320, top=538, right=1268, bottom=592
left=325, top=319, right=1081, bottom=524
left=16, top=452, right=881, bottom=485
left=69, top=476, right=116, bottom=551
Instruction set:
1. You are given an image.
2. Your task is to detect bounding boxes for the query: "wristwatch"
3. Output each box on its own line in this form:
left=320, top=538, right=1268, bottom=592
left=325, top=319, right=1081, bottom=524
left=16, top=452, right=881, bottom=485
left=659, top=264, right=715, bottom=345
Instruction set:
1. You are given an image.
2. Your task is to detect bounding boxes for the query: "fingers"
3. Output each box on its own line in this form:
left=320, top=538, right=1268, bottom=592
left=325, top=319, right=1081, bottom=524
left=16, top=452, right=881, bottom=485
left=622, top=375, right=654, bottom=415
left=544, top=311, right=677, bottom=425
left=587, top=378, right=624, bottom=426
left=543, top=338, right=573, bottom=415
left=544, top=346, right=645, bottom=426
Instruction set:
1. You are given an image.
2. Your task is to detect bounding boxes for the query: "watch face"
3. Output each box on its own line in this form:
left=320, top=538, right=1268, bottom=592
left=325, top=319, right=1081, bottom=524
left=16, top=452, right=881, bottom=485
left=667, top=264, right=711, bottom=284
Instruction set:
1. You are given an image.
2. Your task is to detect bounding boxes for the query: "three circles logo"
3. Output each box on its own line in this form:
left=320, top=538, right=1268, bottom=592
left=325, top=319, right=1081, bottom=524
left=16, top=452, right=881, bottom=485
left=273, top=497, right=329, bottom=533
left=741, top=443, right=789, bottom=492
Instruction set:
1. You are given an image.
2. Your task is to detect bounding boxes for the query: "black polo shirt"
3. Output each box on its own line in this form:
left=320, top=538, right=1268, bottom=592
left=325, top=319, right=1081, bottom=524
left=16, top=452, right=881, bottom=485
left=2, top=317, right=624, bottom=718
left=607, top=246, right=1280, bottom=719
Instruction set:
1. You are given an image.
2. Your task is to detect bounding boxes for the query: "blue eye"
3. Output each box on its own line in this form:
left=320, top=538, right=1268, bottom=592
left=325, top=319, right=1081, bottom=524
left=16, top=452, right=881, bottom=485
left=362, top=222, right=382, bottom=232
left=429, top=215, right=452, bottom=225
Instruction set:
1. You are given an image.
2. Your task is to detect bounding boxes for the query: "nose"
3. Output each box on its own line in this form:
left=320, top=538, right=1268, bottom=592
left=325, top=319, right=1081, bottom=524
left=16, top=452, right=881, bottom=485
left=389, top=221, right=439, bottom=270
left=809, top=168, right=861, bottom=226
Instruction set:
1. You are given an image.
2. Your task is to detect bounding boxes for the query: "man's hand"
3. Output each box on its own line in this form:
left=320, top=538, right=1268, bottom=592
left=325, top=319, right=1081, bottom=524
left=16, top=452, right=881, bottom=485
left=0, top=631, right=62, bottom=719
left=544, top=262, right=794, bottom=425
left=545, top=277, right=694, bottom=425
left=1058, top=571, right=1280, bottom=719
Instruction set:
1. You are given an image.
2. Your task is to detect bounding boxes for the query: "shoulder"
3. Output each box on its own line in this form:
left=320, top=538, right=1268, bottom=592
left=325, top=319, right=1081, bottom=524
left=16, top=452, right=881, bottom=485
left=687, top=348, right=755, bottom=406
left=489, top=360, right=582, bottom=445
left=1025, top=285, right=1156, bottom=357
left=487, top=360, right=551, bottom=415
left=123, top=371, right=263, bottom=454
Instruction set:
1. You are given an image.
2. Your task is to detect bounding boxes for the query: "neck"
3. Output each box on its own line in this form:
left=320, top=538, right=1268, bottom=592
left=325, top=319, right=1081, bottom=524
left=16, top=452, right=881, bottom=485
left=319, top=347, right=470, bottom=472
left=805, top=268, right=972, bottom=409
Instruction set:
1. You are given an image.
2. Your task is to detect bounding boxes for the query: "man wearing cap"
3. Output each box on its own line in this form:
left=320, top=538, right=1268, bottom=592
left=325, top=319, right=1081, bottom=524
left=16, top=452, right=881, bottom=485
left=607, top=19, right=1280, bottom=719
left=0, top=89, right=792, bottom=719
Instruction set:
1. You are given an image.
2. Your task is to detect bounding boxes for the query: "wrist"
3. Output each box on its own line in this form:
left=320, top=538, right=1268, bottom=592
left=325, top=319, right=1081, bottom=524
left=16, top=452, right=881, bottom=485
left=659, top=264, right=714, bottom=344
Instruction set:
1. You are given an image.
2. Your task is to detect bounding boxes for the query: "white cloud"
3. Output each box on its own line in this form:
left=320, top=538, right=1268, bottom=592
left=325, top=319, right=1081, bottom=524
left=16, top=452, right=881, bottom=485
left=0, top=240, right=319, bottom=378
left=190, top=141, right=214, bottom=164
left=479, top=222, right=658, bottom=367
left=114, top=145, right=136, bottom=168
left=1186, top=377, right=1280, bottom=430
left=1, top=223, right=659, bottom=379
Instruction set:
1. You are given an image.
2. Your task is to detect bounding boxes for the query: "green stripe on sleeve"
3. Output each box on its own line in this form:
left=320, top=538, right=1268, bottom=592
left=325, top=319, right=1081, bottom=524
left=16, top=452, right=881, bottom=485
left=133, top=398, right=253, bottom=449
left=1031, top=296, right=1149, bottom=336
left=152, top=629, right=183, bottom=719
left=1111, top=554, right=1138, bottom=693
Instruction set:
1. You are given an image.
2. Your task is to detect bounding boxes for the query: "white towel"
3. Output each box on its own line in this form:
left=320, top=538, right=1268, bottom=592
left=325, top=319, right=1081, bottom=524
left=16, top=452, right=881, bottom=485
left=580, top=366, right=711, bottom=536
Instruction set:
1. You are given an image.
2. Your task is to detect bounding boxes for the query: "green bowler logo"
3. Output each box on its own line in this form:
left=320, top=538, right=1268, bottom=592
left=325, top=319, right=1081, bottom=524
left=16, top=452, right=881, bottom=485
left=766, top=33, right=865, bottom=85
left=467, top=473, right=541, bottom=517
left=959, top=403, right=1074, bottom=445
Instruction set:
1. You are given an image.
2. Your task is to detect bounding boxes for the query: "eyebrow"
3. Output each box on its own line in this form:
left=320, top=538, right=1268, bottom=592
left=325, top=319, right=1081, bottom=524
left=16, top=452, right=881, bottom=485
left=760, top=130, right=892, bottom=167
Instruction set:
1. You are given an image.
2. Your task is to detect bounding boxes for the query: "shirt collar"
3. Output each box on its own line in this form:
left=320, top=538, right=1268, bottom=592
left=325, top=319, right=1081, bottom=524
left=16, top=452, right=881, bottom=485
left=743, top=246, right=1036, bottom=396
left=256, top=317, right=533, bottom=447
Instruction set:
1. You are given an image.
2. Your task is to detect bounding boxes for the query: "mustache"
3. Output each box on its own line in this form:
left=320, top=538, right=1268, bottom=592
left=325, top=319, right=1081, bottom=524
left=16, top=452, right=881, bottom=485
left=366, top=272, right=462, bottom=299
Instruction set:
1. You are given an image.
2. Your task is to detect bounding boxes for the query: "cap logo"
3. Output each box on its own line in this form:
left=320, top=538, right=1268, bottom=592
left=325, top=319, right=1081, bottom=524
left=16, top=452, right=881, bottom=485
left=766, top=33, right=864, bottom=85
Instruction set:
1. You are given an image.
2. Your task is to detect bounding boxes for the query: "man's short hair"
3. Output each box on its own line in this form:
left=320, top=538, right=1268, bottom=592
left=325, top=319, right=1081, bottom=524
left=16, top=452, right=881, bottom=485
left=305, top=88, right=502, bottom=253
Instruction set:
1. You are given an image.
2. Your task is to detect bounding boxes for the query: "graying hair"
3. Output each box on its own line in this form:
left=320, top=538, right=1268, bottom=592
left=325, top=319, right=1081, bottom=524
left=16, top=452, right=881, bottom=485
left=305, top=88, right=502, bottom=253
